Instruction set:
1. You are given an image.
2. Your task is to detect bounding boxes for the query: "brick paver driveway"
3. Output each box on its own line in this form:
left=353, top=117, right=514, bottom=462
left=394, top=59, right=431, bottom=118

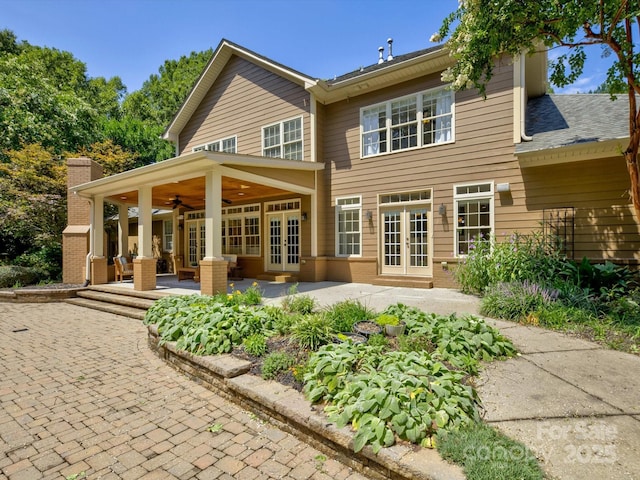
left=0, top=303, right=369, bottom=480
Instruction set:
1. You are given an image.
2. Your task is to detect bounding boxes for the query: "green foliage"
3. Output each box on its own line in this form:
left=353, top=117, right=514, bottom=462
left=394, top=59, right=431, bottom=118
left=454, top=233, right=564, bottom=295
left=290, top=314, right=334, bottom=350
left=375, top=314, right=400, bottom=326
left=261, top=352, right=296, bottom=380
left=324, top=299, right=374, bottom=333
left=437, top=422, right=543, bottom=480
left=398, top=334, right=435, bottom=353
left=382, top=304, right=516, bottom=375
left=282, top=293, right=317, bottom=315
left=304, top=343, right=482, bottom=454
left=366, top=334, right=390, bottom=349
left=480, top=281, right=560, bottom=322
left=437, top=1, right=638, bottom=97
left=0, top=265, right=44, bottom=288
left=143, top=295, right=275, bottom=355
left=122, top=49, right=213, bottom=127
left=243, top=334, right=267, bottom=356
left=0, top=144, right=67, bottom=269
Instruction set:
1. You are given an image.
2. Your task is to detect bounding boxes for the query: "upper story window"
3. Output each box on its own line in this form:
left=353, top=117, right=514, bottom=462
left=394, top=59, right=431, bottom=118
left=192, top=136, right=237, bottom=153
left=454, top=182, right=493, bottom=256
left=263, top=116, right=303, bottom=160
left=361, top=86, right=454, bottom=157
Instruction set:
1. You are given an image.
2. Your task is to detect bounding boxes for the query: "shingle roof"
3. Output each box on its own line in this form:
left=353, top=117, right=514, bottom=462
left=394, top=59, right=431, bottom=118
left=516, top=94, right=629, bottom=154
left=327, top=45, right=443, bottom=84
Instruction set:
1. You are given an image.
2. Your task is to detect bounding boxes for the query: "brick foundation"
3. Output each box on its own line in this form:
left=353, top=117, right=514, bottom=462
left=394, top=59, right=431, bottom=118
left=91, top=257, right=108, bottom=285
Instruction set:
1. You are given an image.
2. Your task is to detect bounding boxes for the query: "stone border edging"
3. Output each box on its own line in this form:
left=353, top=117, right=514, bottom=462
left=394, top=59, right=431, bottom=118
left=0, top=287, right=85, bottom=303
left=147, top=325, right=465, bottom=480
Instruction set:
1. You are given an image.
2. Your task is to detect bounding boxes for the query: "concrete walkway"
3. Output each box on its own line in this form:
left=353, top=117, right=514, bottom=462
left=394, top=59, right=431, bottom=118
left=0, top=302, right=371, bottom=480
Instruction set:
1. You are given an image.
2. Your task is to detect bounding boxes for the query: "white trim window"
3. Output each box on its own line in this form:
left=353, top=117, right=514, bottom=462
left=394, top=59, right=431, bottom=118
left=454, top=182, right=494, bottom=256
left=163, top=220, right=173, bottom=252
left=361, top=86, right=454, bottom=157
left=262, top=116, right=303, bottom=160
left=336, top=196, right=362, bottom=256
left=192, top=135, right=237, bottom=153
left=221, top=204, right=261, bottom=256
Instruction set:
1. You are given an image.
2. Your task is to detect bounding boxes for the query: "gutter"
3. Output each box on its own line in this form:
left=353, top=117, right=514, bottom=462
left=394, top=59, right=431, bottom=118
left=83, top=197, right=94, bottom=287
left=520, top=52, right=533, bottom=142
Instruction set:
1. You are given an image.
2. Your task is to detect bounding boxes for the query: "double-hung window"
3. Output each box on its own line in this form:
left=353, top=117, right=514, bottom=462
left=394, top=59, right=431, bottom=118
left=221, top=204, right=261, bottom=256
left=361, top=86, right=453, bottom=157
left=336, top=196, right=362, bottom=256
left=262, top=117, right=303, bottom=160
left=454, top=182, right=493, bottom=255
left=192, top=136, right=237, bottom=153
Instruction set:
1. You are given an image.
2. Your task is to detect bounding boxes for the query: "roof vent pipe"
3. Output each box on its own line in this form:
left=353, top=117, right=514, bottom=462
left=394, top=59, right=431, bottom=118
left=378, top=46, right=384, bottom=64
left=387, top=38, right=394, bottom=61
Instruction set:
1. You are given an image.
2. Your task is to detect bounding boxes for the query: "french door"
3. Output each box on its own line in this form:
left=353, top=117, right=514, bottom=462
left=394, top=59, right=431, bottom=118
left=185, top=218, right=206, bottom=267
left=381, top=206, right=431, bottom=275
left=266, top=212, right=300, bottom=272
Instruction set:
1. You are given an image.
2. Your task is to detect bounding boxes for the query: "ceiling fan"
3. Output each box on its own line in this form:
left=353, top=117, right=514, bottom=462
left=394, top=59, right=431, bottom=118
left=170, top=195, right=233, bottom=210
left=170, top=195, right=195, bottom=210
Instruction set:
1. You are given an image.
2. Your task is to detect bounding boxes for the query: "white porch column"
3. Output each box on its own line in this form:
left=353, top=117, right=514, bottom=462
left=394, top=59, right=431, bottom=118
left=93, top=195, right=104, bottom=257
left=118, top=204, right=129, bottom=257
left=204, top=170, right=222, bottom=258
left=138, top=185, right=153, bottom=258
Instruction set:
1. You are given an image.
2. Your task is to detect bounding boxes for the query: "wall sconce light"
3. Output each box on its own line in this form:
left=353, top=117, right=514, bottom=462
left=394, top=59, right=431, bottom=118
left=301, top=212, right=308, bottom=221
left=438, top=203, right=446, bottom=215
left=366, top=210, right=373, bottom=221
left=496, top=183, right=511, bottom=193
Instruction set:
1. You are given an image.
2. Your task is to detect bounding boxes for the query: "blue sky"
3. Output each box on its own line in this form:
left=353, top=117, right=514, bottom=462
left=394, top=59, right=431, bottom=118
left=3, top=0, right=614, bottom=94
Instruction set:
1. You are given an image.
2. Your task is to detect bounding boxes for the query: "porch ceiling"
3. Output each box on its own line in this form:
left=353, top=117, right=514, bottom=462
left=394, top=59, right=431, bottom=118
left=109, top=176, right=288, bottom=210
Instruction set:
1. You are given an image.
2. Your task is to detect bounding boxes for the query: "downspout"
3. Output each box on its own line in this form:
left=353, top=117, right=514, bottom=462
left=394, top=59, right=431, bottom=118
left=520, top=52, right=533, bottom=142
left=83, top=197, right=94, bottom=287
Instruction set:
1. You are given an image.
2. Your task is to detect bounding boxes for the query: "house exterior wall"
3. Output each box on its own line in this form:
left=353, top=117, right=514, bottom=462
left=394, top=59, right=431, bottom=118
left=319, top=62, right=519, bottom=283
left=179, top=55, right=311, bottom=159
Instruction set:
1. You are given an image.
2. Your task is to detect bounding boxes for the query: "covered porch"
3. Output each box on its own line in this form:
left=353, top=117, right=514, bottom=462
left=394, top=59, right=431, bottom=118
left=67, top=151, right=324, bottom=294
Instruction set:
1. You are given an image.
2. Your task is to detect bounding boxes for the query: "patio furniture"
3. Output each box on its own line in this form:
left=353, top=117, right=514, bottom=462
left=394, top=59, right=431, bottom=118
left=177, top=267, right=200, bottom=282
left=114, top=256, right=133, bottom=282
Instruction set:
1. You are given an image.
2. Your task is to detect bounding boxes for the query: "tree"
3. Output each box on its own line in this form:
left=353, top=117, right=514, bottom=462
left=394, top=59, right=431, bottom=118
left=436, top=0, right=640, bottom=220
left=0, top=144, right=67, bottom=275
left=123, top=49, right=213, bottom=127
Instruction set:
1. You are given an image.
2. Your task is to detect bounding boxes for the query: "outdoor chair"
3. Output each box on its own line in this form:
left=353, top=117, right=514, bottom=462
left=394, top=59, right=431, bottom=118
left=114, top=256, right=134, bottom=282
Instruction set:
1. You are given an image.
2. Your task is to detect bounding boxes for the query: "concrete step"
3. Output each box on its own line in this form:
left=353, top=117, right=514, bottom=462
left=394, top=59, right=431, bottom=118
left=65, top=297, right=147, bottom=320
left=371, top=275, right=434, bottom=289
left=76, top=289, right=156, bottom=310
left=256, top=273, right=298, bottom=283
left=85, top=284, right=168, bottom=301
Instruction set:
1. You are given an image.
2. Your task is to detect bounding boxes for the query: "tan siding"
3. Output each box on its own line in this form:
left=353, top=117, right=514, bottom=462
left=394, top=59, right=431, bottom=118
left=323, top=64, right=519, bottom=264
left=179, top=55, right=311, bottom=159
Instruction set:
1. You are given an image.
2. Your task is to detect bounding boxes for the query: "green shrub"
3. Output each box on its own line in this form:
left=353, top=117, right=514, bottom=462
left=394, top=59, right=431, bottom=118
left=530, top=304, right=595, bottom=329
left=290, top=314, right=333, bottom=350
left=454, top=232, right=564, bottom=295
left=480, top=281, right=560, bottom=321
left=305, top=343, right=481, bottom=453
left=0, top=265, right=44, bottom=288
left=13, top=243, right=62, bottom=280
left=398, top=333, right=434, bottom=353
left=375, top=313, right=400, bottom=326
left=282, top=293, right=317, bottom=314
left=324, top=299, right=374, bottom=332
left=243, top=333, right=267, bottom=356
left=143, top=295, right=275, bottom=355
left=367, top=333, right=389, bottom=348
left=262, top=352, right=296, bottom=380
